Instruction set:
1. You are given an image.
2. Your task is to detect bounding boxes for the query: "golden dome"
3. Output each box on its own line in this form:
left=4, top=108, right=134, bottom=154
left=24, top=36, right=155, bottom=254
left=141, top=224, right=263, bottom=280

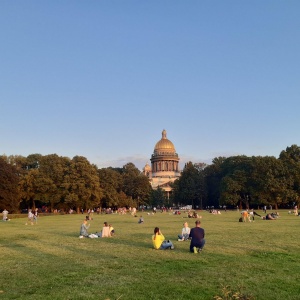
left=154, top=129, right=176, bottom=153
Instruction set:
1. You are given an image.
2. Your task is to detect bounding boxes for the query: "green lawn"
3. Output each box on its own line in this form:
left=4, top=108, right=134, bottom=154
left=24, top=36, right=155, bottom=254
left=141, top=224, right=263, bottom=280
left=0, top=210, right=299, bottom=300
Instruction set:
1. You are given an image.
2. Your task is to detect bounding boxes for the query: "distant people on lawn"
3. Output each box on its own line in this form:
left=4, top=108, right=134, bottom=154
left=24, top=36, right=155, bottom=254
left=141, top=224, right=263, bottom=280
left=265, top=213, right=277, bottom=220
left=2, top=209, right=9, bottom=221
left=25, top=209, right=34, bottom=225
left=188, top=210, right=202, bottom=218
left=131, top=207, right=137, bottom=216
left=33, top=208, right=38, bottom=224
left=241, top=210, right=251, bottom=222
left=152, top=227, right=174, bottom=250
left=249, top=209, right=261, bottom=221
left=138, top=216, right=144, bottom=224
left=189, top=220, right=205, bottom=253
left=178, top=222, right=190, bottom=241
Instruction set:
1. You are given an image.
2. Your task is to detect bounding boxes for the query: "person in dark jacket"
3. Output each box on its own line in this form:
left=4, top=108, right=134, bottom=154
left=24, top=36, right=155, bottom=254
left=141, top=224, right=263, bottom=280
left=189, top=220, right=205, bottom=253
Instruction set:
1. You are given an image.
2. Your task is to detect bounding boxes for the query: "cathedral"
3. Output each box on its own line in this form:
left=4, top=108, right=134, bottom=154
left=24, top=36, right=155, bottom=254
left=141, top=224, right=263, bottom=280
left=143, top=129, right=180, bottom=198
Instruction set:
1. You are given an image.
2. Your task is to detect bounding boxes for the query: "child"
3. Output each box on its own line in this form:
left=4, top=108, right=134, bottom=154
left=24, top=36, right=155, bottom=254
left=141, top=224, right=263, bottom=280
left=178, top=222, right=190, bottom=241
left=138, top=216, right=144, bottom=224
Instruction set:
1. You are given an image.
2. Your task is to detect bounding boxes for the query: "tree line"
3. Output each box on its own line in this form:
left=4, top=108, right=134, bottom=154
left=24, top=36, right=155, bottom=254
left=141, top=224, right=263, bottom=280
left=0, top=154, right=151, bottom=213
left=171, top=145, right=300, bottom=210
left=1, top=144, right=299, bottom=213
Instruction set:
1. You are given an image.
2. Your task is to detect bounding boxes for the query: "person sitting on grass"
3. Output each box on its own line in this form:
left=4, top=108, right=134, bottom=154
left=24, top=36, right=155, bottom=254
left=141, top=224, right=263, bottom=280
left=109, top=224, right=115, bottom=235
left=79, top=219, right=90, bottom=238
left=138, top=216, right=144, bottom=224
left=96, top=222, right=112, bottom=238
left=189, top=220, right=205, bottom=253
left=152, top=227, right=174, bottom=250
left=178, top=222, right=190, bottom=241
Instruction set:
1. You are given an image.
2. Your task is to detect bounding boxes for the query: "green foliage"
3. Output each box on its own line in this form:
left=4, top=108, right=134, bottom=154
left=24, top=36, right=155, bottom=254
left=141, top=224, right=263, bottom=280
left=98, top=167, right=124, bottom=207
left=205, top=157, right=227, bottom=207
left=64, top=156, right=102, bottom=211
left=213, top=154, right=297, bottom=209
left=98, top=163, right=151, bottom=208
left=173, top=161, right=206, bottom=208
left=2, top=144, right=300, bottom=213
left=150, top=186, right=166, bottom=207
left=279, top=145, right=300, bottom=206
left=121, top=163, right=151, bottom=207
left=0, top=157, right=20, bottom=212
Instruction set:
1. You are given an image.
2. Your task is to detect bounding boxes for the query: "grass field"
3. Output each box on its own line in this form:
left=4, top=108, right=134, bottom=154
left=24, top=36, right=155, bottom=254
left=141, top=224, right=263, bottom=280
left=0, top=210, right=299, bottom=300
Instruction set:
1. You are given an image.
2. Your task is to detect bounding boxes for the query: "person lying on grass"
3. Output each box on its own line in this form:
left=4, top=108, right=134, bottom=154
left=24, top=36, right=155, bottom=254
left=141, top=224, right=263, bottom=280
left=152, top=227, right=174, bottom=250
left=265, top=213, right=276, bottom=220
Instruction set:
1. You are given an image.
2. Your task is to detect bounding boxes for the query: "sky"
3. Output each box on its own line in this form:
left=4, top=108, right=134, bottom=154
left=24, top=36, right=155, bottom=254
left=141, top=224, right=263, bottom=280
left=1, top=1, right=300, bottom=170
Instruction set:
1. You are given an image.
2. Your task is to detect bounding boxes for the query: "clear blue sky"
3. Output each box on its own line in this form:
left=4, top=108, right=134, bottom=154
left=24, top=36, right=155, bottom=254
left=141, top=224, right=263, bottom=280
left=1, top=1, right=299, bottom=170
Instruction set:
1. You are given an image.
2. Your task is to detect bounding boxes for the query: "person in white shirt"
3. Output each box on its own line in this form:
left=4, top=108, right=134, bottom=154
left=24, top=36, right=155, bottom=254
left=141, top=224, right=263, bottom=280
left=2, top=209, right=9, bottom=221
left=178, top=222, right=190, bottom=241
left=25, top=209, right=34, bottom=225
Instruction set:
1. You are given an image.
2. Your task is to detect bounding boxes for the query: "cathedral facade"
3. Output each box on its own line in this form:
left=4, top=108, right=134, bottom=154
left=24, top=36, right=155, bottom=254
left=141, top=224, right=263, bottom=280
left=143, top=129, right=180, bottom=198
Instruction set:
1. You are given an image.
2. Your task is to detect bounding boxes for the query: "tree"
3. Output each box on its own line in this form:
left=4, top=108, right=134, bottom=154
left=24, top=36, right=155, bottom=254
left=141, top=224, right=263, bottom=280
left=121, top=163, right=151, bottom=208
left=0, top=154, right=28, bottom=171
left=25, top=153, right=42, bottom=170
left=253, top=156, right=291, bottom=209
left=219, top=156, right=254, bottom=209
left=63, top=156, right=102, bottom=212
left=38, top=154, right=71, bottom=211
left=98, top=168, right=123, bottom=207
left=279, top=144, right=300, bottom=207
left=150, top=187, right=166, bottom=207
left=205, top=157, right=226, bottom=208
left=173, top=162, right=205, bottom=209
left=19, top=169, right=40, bottom=209
left=0, top=157, right=21, bottom=212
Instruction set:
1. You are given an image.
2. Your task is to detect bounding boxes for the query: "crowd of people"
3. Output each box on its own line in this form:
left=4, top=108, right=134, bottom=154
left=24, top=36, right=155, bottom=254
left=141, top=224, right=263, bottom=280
left=77, top=211, right=206, bottom=253
left=1, top=205, right=297, bottom=255
left=239, top=209, right=280, bottom=222
left=151, top=220, right=205, bottom=253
